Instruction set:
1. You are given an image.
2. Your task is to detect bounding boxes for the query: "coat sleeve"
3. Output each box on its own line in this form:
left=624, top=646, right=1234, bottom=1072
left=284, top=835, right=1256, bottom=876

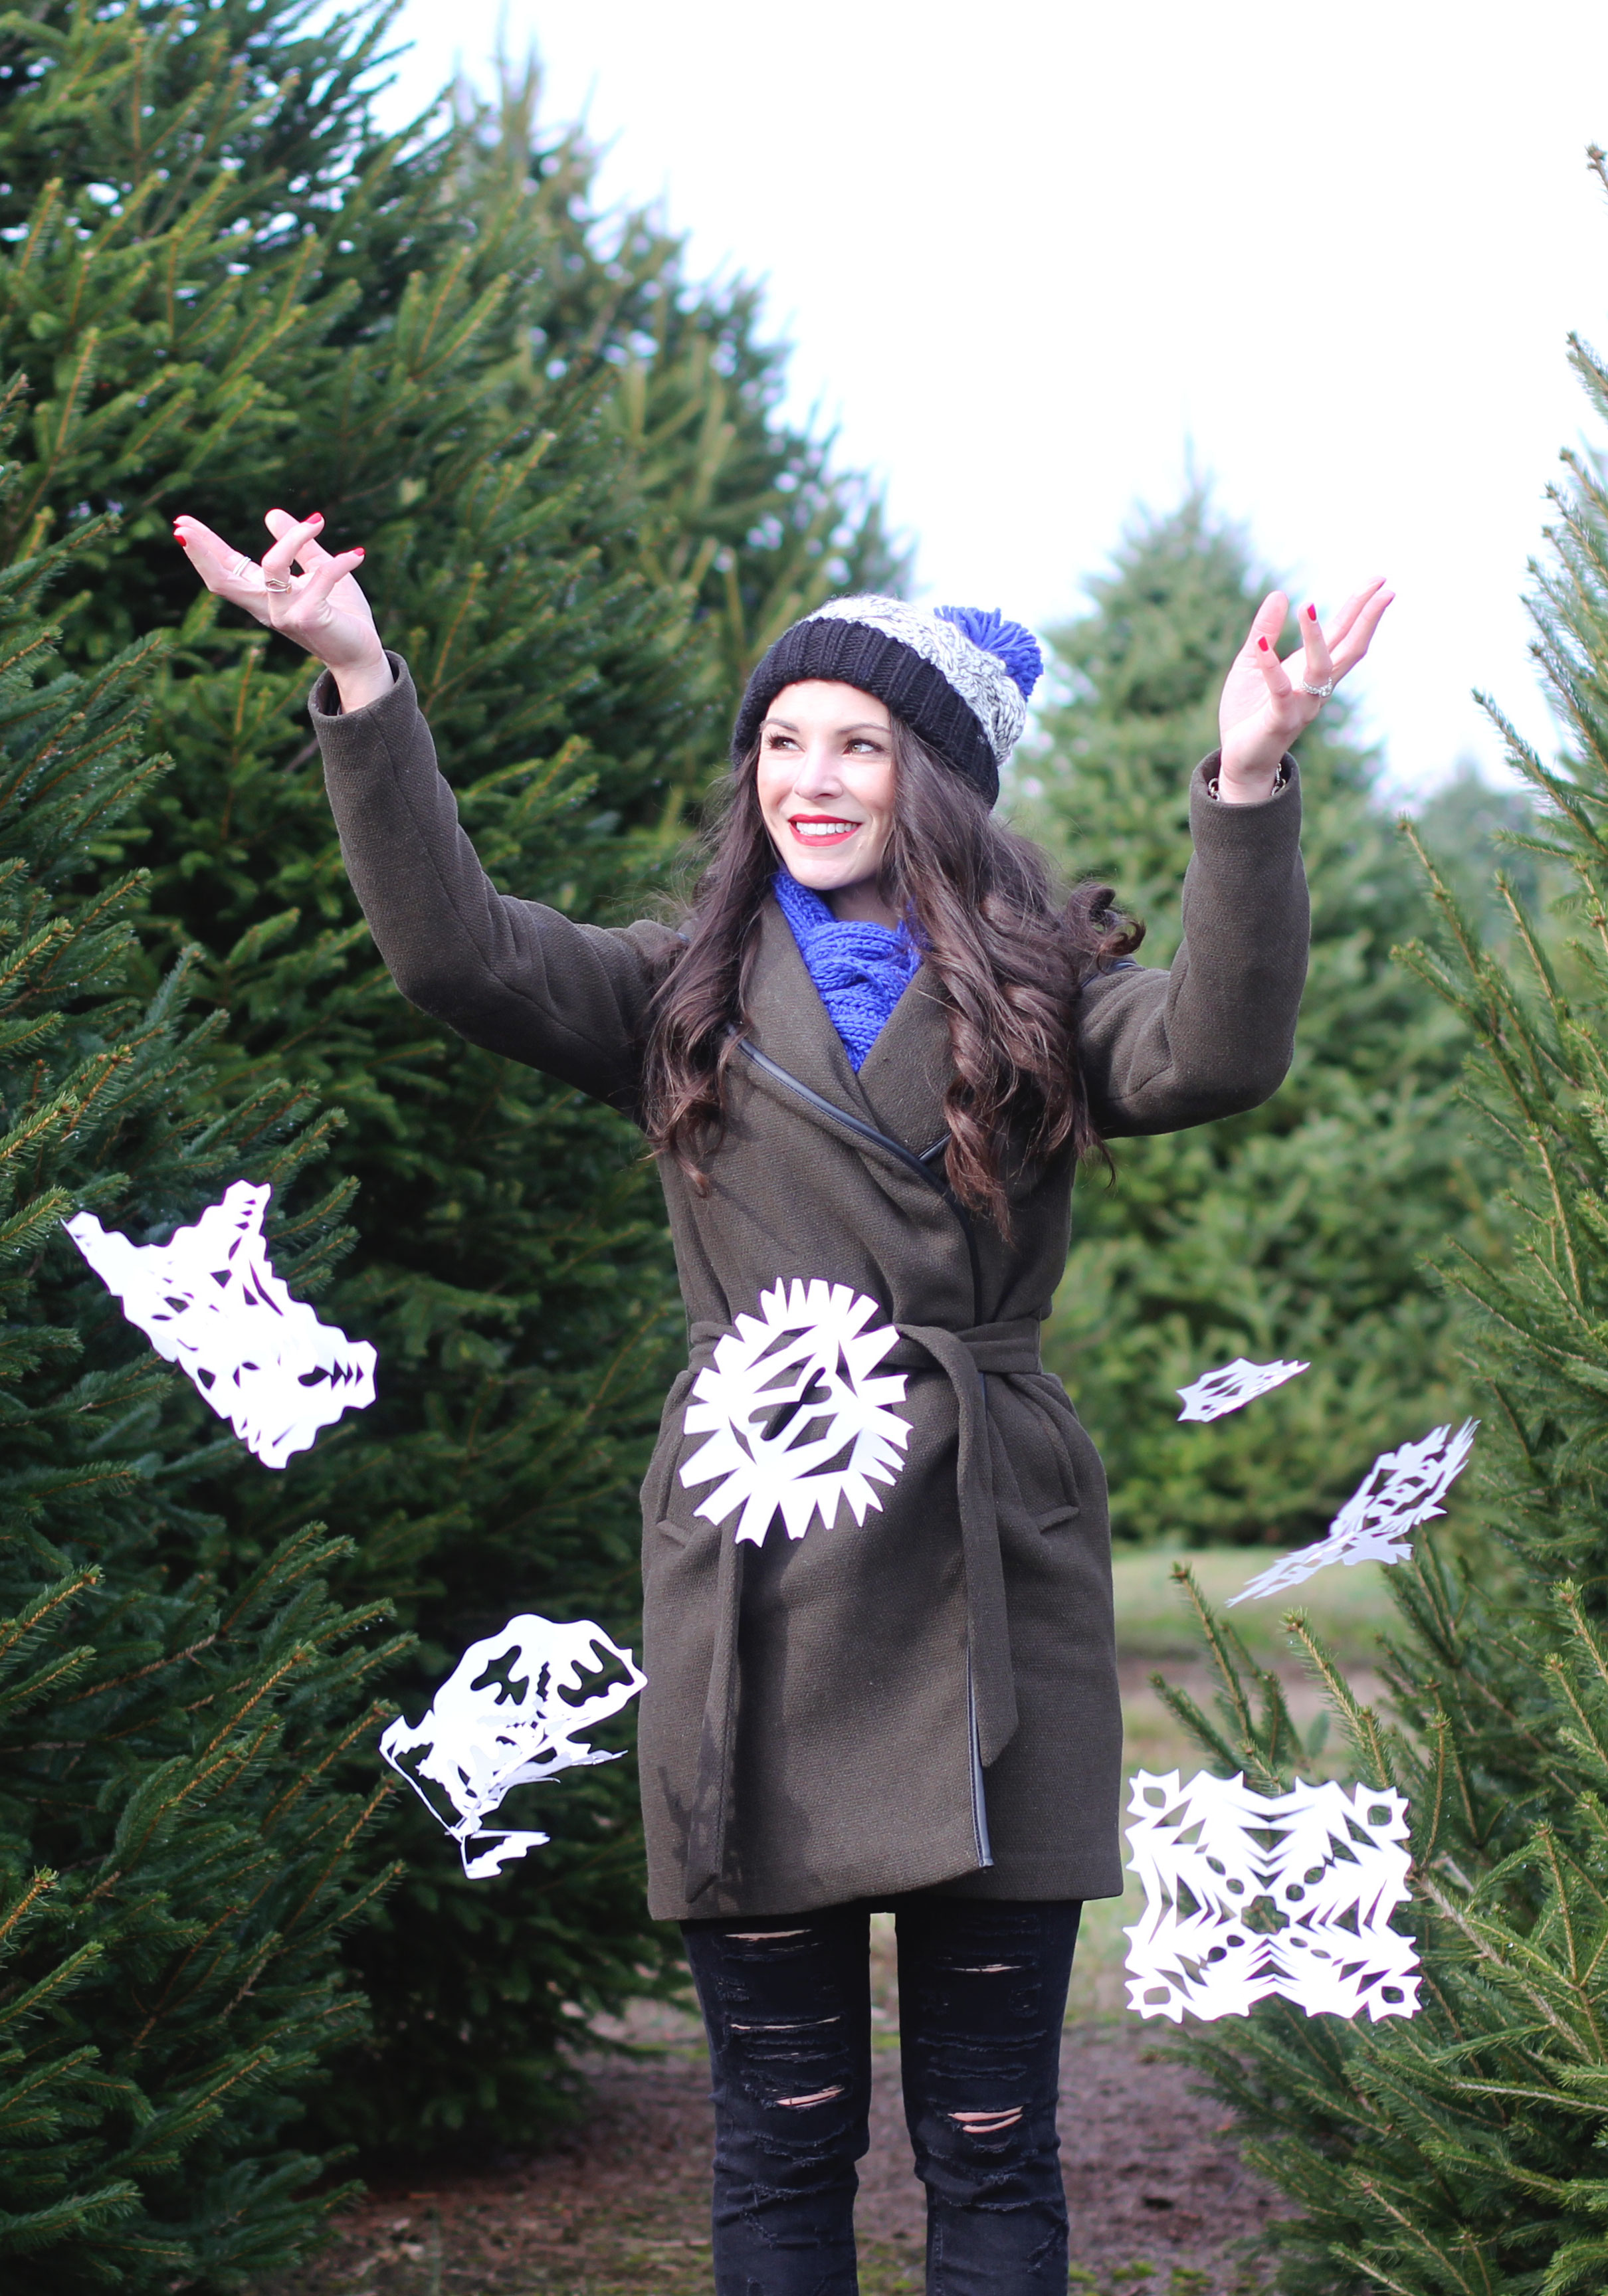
left=1075, top=755, right=1310, bottom=1139
left=308, top=655, right=681, bottom=1115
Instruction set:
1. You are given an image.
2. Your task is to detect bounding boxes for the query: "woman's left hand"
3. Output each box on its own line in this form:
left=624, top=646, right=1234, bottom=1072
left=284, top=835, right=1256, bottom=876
left=1217, top=580, right=1393, bottom=802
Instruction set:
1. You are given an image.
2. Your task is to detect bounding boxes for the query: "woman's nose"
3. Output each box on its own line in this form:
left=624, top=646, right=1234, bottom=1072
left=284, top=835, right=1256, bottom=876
left=792, top=744, right=842, bottom=797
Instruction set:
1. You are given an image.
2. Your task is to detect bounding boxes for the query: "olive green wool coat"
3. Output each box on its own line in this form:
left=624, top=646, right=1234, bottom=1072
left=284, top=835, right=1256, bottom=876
left=310, top=660, right=1310, bottom=1923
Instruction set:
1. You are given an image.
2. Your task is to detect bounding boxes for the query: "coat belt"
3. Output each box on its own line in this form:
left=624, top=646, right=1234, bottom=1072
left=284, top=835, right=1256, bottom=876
left=682, top=1311, right=1041, bottom=1903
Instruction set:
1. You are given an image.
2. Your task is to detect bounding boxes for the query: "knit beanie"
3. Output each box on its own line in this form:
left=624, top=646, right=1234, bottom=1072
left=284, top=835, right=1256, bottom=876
left=732, top=596, right=1044, bottom=807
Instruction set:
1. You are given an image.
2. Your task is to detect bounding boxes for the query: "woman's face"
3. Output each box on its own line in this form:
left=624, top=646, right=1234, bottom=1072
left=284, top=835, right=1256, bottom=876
left=755, top=680, right=896, bottom=913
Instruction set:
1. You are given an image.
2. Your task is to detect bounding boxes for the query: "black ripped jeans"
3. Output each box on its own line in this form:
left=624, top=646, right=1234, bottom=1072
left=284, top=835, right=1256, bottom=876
left=682, top=1895, right=1082, bottom=2295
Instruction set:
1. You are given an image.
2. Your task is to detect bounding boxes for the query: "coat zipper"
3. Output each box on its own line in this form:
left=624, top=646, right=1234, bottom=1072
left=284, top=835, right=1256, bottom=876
left=967, top=1654, right=995, bottom=1867
left=736, top=1034, right=993, bottom=1867
left=733, top=1037, right=981, bottom=1321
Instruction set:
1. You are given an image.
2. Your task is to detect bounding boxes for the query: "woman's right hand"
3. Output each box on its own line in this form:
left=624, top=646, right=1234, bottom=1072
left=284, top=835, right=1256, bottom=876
left=173, top=507, right=394, bottom=712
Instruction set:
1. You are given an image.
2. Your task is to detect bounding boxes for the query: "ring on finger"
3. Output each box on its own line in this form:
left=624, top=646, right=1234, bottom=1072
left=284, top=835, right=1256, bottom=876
left=230, top=555, right=268, bottom=591
left=1298, top=676, right=1335, bottom=700
left=262, top=574, right=295, bottom=594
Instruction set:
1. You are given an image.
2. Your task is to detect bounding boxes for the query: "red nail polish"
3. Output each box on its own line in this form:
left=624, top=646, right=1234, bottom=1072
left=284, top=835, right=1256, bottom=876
left=307, top=510, right=325, bottom=525
left=350, top=547, right=365, bottom=560
left=1258, top=636, right=1269, bottom=651
left=1306, top=603, right=1317, bottom=621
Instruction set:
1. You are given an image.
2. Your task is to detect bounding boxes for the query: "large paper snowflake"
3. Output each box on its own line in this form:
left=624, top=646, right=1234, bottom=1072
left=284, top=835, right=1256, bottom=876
left=1124, top=1769, right=1421, bottom=2023
left=1176, top=1356, right=1309, bottom=1422
left=1229, top=1419, right=1478, bottom=1606
left=64, top=1181, right=376, bottom=1469
left=679, top=1278, right=912, bottom=1545
left=379, top=1615, right=647, bottom=1879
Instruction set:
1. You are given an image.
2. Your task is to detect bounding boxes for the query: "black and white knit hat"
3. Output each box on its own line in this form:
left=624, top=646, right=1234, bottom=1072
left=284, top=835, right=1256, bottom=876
left=732, top=596, right=1044, bottom=807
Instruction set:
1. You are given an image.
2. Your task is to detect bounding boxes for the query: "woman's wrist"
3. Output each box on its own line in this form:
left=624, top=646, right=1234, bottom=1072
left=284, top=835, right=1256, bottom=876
left=331, top=651, right=395, bottom=714
left=1215, top=761, right=1281, bottom=805
left=1207, top=752, right=1290, bottom=805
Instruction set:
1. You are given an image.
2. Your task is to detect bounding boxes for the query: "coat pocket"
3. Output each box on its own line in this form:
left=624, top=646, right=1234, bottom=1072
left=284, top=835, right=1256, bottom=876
left=643, top=1515, right=698, bottom=1607
left=994, top=1375, right=1086, bottom=1533
left=639, top=1367, right=696, bottom=1531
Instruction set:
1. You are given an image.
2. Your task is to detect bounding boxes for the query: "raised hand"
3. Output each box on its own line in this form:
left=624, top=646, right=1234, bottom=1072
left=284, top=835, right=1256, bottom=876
left=1217, top=580, right=1393, bottom=802
left=172, top=507, right=393, bottom=712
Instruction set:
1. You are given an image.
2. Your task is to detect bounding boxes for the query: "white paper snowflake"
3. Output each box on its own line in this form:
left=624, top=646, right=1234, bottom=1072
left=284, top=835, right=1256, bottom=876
left=64, top=1181, right=376, bottom=1470
left=379, top=1615, right=647, bottom=1879
left=679, top=1278, right=912, bottom=1545
left=1229, top=1419, right=1478, bottom=1606
left=1175, top=1356, right=1310, bottom=1422
left=1124, top=1770, right=1421, bottom=2023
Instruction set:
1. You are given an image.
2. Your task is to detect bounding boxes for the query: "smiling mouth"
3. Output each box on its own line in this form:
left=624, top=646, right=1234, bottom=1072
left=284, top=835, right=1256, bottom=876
left=789, top=815, right=861, bottom=844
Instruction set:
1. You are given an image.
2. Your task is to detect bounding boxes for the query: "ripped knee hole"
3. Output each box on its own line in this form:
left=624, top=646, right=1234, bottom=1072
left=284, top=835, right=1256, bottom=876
left=729, top=2014, right=842, bottom=2033
left=950, top=2105, right=1025, bottom=2133
left=775, top=2085, right=847, bottom=2107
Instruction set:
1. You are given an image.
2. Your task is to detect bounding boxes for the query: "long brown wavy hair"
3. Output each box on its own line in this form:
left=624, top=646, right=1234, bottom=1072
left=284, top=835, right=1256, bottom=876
left=641, top=715, right=1142, bottom=1227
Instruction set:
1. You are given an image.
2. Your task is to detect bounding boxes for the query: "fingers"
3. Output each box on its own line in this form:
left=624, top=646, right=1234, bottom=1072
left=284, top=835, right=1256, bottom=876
left=1243, top=589, right=1288, bottom=654
left=175, top=505, right=375, bottom=672
left=264, top=505, right=336, bottom=569
left=261, top=506, right=325, bottom=585
left=173, top=512, right=274, bottom=623
left=296, top=539, right=367, bottom=617
left=1324, top=577, right=1390, bottom=650
left=1281, top=579, right=1394, bottom=694
left=1245, top=591, right=1294, bottom=700
left=253, top=504, right=367, bottom=624
left=1328, top=582, right=1395, bottom=675
left=1295, top=599, right=1335, bottom=689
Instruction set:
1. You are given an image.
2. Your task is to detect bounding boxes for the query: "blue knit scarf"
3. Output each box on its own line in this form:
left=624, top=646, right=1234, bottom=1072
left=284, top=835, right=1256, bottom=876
left=773, top=870, right=922, bottom=1071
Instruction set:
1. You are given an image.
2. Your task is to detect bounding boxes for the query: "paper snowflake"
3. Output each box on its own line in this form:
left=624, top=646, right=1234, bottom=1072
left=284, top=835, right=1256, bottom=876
left=679, top=1278, right=912, bottom=1545
left=64, top=1181, right=376, bottom=1470
left=1229, top=1418, right=1478, bottom=1606
left=1175, top=1356, right=1309, bottom=1422
left=1124, top=1769, right=1421, bottom=2023
left=379, top=1615, right=647, bottom=1879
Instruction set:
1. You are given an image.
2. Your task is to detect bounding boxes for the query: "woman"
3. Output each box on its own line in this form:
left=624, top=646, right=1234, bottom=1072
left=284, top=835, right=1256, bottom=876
left=175, top=506, right=1389, bottom=2294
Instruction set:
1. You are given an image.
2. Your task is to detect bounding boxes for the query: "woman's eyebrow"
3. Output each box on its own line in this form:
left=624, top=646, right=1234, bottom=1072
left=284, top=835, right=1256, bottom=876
left=760, top=717, right=889, bottom=737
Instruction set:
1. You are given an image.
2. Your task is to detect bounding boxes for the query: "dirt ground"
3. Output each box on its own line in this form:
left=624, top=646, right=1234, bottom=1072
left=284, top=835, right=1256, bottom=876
left=262, top=1633, right=1375, bottom=2296
left=264, top=1951, right=1287, bottom=2296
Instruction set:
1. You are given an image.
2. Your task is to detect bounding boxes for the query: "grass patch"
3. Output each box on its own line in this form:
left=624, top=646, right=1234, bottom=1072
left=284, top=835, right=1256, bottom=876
left=1113, top=1546, right=1395, bottom=1668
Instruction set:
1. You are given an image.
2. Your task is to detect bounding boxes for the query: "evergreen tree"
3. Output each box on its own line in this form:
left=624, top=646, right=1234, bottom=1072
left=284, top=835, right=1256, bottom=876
left=1019, top=494, right=1478, bottom=1549
left=0, top=415, right=409, bottom=2287
left=1154, top=171, right=1608, bottom=2291
left=0, top=1, right=904, bottom=2151
left=1415, top=754, right=1566, bottom=946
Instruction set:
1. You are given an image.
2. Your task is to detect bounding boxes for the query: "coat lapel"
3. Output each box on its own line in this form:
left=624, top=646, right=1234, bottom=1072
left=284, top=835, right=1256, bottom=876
left=744, top=897, right=954, bottom=1158
left=746, top=897, right=876, bottom=1117
left=856, top=962, right=952, bottom=1156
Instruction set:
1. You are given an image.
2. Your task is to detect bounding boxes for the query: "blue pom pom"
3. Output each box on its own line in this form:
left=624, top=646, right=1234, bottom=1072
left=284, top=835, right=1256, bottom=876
left=934, top=605, right=1043, bottom=700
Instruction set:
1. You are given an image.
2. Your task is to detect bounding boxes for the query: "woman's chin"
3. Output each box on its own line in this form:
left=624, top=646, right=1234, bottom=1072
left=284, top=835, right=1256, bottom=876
left=788, top=855, right=875, bottom=894
left=790, top=868, right=868, bottom=904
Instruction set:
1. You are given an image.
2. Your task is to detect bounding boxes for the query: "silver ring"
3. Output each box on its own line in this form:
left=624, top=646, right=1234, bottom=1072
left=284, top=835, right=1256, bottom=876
left=262, top=575, right=294, bottom=595
left=1297, top=676, right=1335, bottom=700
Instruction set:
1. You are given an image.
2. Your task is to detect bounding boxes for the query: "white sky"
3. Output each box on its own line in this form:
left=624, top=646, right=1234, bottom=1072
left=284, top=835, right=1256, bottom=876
left=381, top=1, right=1608, bottom=797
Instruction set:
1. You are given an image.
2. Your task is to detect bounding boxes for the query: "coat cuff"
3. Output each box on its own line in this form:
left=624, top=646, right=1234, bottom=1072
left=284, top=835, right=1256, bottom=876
left=306, top=650, right=416, bottom=763
left=1189, top=751, right=1301, bottom=850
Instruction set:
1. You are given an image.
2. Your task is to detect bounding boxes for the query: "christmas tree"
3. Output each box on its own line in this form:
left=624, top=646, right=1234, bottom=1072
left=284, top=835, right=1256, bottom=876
left=0, top=402, right=411, bottom=2285
left=1019, top=493, right=1479, bottom=1549
left=1158, top=153, right=1608, bottom=2291
left=0, top=1, right=904, bottom=2152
